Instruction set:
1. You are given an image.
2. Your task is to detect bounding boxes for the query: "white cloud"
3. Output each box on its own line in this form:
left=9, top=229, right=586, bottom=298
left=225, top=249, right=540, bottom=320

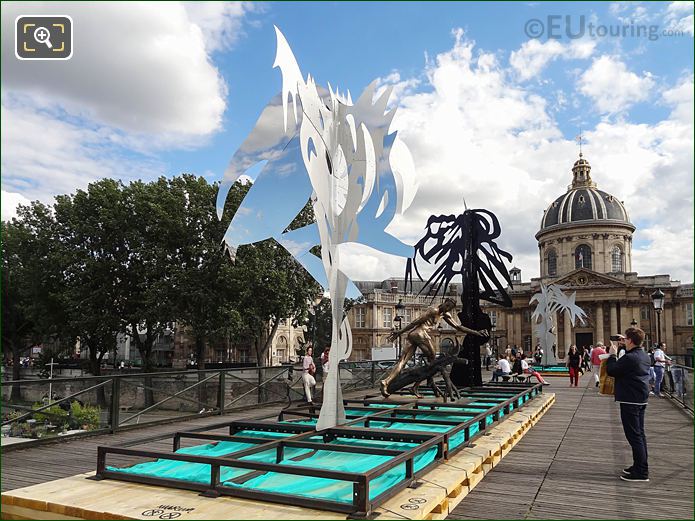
left=1, top=2, right=230, bottom=137
left=578, top=55, right=654, bottom=113
left=1, top=190, right=31, bottom=221
left=1, top=1, right=253, bottom=204
left=340, top=33, right=692, bottom=284
left=609, top=2, right=654, bottom=24
left=184, top=1, right=257, bottom=53
left=510, top=39, right=596, bottom=81
left=1, top=101, right=165, bottom=201
left=663, top=1, right=694, bottom=36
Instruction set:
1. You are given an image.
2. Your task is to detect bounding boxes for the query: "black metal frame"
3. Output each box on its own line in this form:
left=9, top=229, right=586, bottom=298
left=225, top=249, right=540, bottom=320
left=96, top=382, right=541, bottom=516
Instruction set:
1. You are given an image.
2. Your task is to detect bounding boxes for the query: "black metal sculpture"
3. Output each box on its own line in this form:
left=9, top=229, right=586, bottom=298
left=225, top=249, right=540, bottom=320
left=406, top=208, right=514, bottom=388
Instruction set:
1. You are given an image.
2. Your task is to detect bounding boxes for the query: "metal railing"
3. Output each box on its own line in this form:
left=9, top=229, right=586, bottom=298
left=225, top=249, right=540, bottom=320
left=1, top=361, right=391, bottom=444
left=661, top=364, right=693, bottom=413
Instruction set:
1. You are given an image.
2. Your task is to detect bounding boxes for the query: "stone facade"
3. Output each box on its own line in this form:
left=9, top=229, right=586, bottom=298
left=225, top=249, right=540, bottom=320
left=348, top=154, right=694, bottom=361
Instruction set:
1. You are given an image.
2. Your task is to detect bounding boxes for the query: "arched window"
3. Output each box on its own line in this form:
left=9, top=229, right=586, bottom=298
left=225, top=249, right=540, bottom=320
left=575, top=244, right=592, bottom=270
left=611, top=246, right=623, bottom=272
left=547, top=249, right=557, bottom=277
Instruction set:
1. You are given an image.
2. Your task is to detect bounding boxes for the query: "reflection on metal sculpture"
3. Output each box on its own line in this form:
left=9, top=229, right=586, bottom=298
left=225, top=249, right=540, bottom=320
left=216, top=27, right=417, bottom=430
left=405, top=209, right=513, bottom=389
left=380, top=299, right=485, bottom=400
left=530, top=283, right=587, bottom=366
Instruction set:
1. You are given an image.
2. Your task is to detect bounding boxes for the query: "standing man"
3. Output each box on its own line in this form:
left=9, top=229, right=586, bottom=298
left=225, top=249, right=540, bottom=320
left=653, top=342, right=671, bottom=396
left=606, top=327, right=651, bottom=482
left=484, top=344, right=493, bottom=371
left=590, top=342, right=607, bottom=388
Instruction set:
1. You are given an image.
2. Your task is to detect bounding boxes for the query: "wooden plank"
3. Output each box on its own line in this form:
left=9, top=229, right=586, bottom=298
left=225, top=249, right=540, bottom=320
left=0, top=394, right=555, bottom=521
left=449, top=372, right=694, bottom=520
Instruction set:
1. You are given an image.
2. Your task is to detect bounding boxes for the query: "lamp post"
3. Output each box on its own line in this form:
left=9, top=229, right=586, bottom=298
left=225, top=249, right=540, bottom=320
left=394, top=298, right=405, bottom=359
left=630, top=318, right=637, bottom=328
left=651, top=289, right=665, bottom=345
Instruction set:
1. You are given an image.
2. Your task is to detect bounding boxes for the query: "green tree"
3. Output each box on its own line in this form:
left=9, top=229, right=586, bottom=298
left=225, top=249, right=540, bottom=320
left=2, top=203, right=68, bottom=400
left=231, top=201, right=322, bottom=368
left=49, top=181, right=131, bottom=404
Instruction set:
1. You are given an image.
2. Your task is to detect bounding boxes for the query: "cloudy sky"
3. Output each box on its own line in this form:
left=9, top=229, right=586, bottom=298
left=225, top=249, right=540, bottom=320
left=2, top=1, right=693, bottom=283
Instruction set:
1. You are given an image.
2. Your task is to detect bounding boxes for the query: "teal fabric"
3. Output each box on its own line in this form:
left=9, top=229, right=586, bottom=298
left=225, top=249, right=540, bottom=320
left=283, top=419, right=318, bottom=425
left=235, top=429, right=294, bottom=439
left=345, top=408, right=379, bottom=417
left=107, top=440, right=257, bottom=483
left=394, top=412, right=473, bottom=422
left=107, top=394, right=530, bottom=504
left=226, top=445, right=439, bottom=503
left=224, top=464, right=406, bottom=503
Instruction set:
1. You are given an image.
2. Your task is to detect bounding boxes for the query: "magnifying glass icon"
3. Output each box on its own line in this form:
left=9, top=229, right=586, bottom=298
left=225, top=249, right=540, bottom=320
left=33, top=26, right=53, bottom=49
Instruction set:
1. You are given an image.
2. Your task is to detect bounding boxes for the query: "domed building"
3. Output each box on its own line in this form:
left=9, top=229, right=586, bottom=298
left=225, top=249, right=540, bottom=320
left=347, top=152, right=693, bottom=364
left=480, top=153, right=693, bottom=360
left=537, top=154, right=635, bottom=278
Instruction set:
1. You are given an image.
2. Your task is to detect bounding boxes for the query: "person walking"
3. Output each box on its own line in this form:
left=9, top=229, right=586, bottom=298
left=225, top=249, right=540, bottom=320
left=591, top=342, right=607, bottom=388
left=606, top=327, right=650, bottom=482
left=302, top=347, right=317, bottom=404
left=652, top=342, right=670, bottom=397
left=566, top=345, right=581, bottom=387
left=484, top=344, right=493, bottom=371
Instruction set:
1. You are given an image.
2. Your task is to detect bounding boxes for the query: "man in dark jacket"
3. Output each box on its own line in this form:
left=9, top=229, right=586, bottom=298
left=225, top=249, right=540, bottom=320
left=606, top=327, right=651, bottom=482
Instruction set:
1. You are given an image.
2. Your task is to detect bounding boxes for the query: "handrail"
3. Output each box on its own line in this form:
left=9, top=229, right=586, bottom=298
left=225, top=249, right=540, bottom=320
left=1, top=379, right=112, bottom=426
left=662, top=364, right=693, bottom=413
left=1, top=361, right=386, bottom=442
left=0, top=364, right=292, bottom=386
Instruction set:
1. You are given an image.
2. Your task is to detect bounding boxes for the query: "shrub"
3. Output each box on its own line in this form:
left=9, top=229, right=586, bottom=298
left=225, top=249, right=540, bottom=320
left=31, top=403, right=69, bottom=427
left=70, top=402, right=101, bottom=430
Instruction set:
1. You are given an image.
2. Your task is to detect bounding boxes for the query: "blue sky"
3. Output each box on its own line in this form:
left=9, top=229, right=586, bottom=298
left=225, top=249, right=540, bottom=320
left=1, top=1, right=693, bottom=282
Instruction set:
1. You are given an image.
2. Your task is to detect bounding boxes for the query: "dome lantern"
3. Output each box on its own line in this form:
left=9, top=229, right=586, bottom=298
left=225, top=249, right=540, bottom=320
left=571, top=153, right=596, bottom=189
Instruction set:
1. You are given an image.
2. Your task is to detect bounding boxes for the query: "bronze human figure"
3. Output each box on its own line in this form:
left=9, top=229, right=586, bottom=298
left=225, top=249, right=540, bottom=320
left=380, top=298, right=488, bottom=398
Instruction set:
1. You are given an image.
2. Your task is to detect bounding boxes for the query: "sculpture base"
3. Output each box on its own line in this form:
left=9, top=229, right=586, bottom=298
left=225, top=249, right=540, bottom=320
left=1, top=394, right=554, bottom=520
left=531, top=365, right=571, bottom=376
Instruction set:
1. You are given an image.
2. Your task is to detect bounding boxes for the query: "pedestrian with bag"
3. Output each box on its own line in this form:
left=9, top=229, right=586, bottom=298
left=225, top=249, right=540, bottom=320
left=591, top=342, right=607, bottom=388
left=566, top=345, right=581, bottom=387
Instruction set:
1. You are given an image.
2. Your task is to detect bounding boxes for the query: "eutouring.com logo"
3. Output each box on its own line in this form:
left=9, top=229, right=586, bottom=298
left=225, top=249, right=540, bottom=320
left=524, top=15, right=686, bottom=41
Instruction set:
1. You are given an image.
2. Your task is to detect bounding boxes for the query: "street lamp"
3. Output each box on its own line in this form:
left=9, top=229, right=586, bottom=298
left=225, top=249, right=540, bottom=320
left=630, top=318, right=637, bottom=328
left=651, top=289, right=665, bottom=345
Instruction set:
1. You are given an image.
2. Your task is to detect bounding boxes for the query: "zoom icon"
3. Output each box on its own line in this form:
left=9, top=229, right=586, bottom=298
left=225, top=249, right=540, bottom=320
left=16, top=15, right=73, bottom=60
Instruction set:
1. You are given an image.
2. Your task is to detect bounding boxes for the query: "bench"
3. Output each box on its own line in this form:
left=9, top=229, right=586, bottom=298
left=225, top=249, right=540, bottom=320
left=513, top=373, right=534, bottom=383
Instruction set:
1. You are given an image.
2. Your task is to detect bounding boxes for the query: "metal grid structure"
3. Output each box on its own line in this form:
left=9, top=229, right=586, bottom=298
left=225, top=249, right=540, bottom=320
left=96, top=383, right=542, bottom=517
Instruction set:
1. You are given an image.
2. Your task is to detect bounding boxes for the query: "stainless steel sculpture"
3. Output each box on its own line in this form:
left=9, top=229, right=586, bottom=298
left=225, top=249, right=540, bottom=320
left=216, top=27, right=417, bottom=430
left=530, top=283, right=587, bottom=365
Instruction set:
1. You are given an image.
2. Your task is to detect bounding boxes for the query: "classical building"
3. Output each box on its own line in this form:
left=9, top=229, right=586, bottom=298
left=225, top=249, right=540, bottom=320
left=348, top=153, right=693, bottom=361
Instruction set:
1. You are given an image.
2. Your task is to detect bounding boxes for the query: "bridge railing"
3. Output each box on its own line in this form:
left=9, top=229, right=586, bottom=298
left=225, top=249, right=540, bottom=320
left=661, top=364, right=693, bottom=413
left=1, top=361, right=390, bottom=444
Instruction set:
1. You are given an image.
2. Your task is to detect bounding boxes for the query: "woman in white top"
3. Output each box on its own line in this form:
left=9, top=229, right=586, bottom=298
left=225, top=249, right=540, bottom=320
left=302, top=347, right=316, bottom=403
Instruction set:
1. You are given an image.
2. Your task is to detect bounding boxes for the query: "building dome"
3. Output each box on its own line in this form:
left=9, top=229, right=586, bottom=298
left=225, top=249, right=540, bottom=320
left=539, top=154, right=633, bottom=231
left=536, top=153, right=635, bottom=279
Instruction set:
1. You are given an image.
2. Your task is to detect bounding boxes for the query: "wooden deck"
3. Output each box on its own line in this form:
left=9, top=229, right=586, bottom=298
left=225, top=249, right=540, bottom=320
left=0, top=402, right=292, bottom=493
left=448, top=371, right=694, bottom=520
left=1, top=372, right=692, bottom=520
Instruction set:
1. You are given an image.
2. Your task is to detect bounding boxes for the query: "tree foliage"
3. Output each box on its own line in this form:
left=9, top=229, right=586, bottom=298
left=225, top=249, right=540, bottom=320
left=3, top=175, right=323, bottom=384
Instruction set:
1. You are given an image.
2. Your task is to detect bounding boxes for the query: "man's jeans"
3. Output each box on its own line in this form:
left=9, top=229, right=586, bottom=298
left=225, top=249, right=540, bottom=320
left=654, top=365, right=665, bottom=395
left=492, top=370, right=509, bottom=382
left=620, top=403, right=648, bottom=478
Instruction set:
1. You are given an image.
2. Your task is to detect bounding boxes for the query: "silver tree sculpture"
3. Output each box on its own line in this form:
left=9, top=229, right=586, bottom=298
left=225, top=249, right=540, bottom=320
left=530, top=284, right=587, bottom=366
left=216, top=27, right=417, bottom=430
